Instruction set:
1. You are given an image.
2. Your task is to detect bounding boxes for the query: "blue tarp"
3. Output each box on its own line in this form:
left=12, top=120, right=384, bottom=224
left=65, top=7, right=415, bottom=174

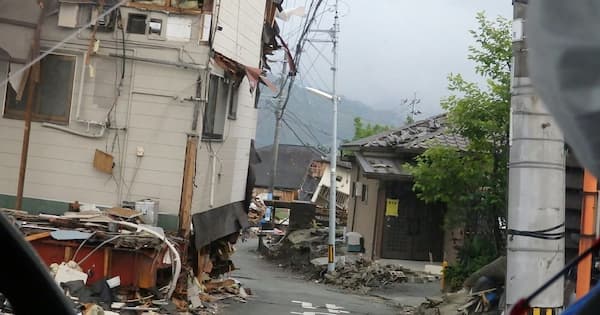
left=563, top=283, right=600, bottom=315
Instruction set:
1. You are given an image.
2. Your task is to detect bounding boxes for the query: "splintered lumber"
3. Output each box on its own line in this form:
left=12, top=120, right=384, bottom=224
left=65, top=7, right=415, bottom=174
left=26, top=231, right=51, bottom=242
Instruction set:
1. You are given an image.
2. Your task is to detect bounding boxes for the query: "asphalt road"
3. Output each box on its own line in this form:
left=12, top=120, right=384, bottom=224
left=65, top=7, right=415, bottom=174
left=221, top=238, right=398, bottom=315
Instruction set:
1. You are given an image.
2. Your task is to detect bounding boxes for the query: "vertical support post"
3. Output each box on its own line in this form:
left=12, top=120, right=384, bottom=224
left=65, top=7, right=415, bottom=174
left=576, top=170, right=597, bottom=298
left=179, top=134, right=198, bottom=237
left=16, top=67, right=38, bottom=210
left=16, top=2, right=44, bottom=210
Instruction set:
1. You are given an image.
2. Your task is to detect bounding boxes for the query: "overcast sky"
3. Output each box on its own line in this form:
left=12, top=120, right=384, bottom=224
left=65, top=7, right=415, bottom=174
left=281, top=0, right=512, bottom=118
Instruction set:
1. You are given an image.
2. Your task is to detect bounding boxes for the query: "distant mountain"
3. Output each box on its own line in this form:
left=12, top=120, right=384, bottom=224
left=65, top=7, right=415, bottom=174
left=255, top=83, right=404, bottom=148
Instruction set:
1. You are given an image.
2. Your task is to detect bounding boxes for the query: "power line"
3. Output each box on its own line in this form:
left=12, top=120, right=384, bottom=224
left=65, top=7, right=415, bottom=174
left=282, top=118, right=311, bottom=147
left=264, top=103, right=323, bottom=145
left=285, top=112, right=322, bottom=144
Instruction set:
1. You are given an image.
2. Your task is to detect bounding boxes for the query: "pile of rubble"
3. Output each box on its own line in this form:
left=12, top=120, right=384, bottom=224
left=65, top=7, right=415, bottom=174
left=0, top=208, right=250, bottom=314
left=411, top=256, right=506, bottom=315
left=321, top=258, right=432, bottom=293
left=248, top=197, right=267, bottom=225
left=260, top=228, right=345, bottom=272
left=260, top=227, right=438, bottom=294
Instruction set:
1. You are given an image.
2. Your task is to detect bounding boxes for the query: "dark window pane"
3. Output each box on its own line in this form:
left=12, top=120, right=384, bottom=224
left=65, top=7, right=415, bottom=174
left=203, top=75, right=219, bottom=137
left=228, top=84, right=238, bottom=120
left=5, top=80, right=28, bottom=112
left=3, top=54, right=75, bottom=123
left=38, top=55, right=75, bottom=117
left=254, top=86, right=260, bottom=108
left=127, top=14, right=147, bottom=34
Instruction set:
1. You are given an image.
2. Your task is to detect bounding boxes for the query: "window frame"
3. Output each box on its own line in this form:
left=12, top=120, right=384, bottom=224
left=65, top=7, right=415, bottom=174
left=202, top=74, right=229, bottom=141
left=253, top=85, right=261, bottom=109
left=3, top=52, right=77, bottom=125
left=227, top=81, right=239, bottom=120
left=361, top=183, right=368, bottom=203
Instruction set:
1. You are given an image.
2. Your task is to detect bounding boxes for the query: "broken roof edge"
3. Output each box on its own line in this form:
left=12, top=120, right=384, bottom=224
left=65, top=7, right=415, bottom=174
left=124, top=1, right=208, bottom=15
left=354, top=152, right=413, bottom=180
left=312, top=158, right=352, bottom=169
left=341, top=113, right=448, bottom=148
left=257, top=143, right=326, bottom=156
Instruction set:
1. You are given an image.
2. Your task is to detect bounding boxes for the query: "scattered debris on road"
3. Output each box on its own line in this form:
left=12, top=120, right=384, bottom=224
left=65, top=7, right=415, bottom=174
left=259, top=226, right=438, bottom=294
left=410, top=257, right=506, bottom=315
left=320, top=258, right=439, bottom=294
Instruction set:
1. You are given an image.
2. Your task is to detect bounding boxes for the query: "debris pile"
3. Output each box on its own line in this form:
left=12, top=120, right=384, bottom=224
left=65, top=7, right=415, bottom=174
left=321, top=258, right=437, bottom=294
left=323, top=259, right=407, bottom=292
left=0, top=208, right=251, bottom=314
left=260, top=227, right=437, bottom=294
left=314, top=205, right=348, bottom=226
left=412, top=256, right=506, bottom=315
left=248, top=197, right=267, bottom=225
left=261, top=228, right=345, bottom=271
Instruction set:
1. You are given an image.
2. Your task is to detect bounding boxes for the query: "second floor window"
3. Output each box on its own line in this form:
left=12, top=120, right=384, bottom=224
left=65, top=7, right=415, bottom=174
left=4, top=54, right=76, bottom=124
left=203, top=75, right=228, bottom=140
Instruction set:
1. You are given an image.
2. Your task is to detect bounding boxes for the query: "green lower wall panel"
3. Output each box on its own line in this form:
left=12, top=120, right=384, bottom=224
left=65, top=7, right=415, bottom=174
left=0, top=194, right=69, bottom=215
left=0, top=194, right=180, bottom=232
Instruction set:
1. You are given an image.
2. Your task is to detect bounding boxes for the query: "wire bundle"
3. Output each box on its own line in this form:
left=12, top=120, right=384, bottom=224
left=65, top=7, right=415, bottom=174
left=507, top=223, right=565, bottom=240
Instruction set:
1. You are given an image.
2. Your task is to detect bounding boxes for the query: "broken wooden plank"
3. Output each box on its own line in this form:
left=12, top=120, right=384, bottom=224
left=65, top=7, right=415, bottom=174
left=25, top=231, right=51, bottom=242
left=204, top=279, right=235, bottom=292
left=106, top=207, right=142, bottom=219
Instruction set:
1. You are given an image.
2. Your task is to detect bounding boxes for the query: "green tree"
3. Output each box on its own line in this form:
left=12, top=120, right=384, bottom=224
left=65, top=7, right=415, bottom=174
left=406, top=13, right=510, bottom=259
left=352, top=117, right=391, bottom=140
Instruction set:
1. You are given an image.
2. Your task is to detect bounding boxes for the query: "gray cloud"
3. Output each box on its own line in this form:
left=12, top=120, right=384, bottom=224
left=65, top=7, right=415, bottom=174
left=290, top=0, right=511, bottom=118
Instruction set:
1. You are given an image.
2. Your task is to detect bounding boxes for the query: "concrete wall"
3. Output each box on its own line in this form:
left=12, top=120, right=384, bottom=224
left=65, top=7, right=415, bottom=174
left=347, top=165, right=380, bottom=259
left=0, top=3, right=266, bottom=224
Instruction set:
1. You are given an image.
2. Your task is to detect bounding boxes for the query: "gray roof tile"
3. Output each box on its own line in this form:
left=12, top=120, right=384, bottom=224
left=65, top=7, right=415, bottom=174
left=342, top=114, right=467, bottom=151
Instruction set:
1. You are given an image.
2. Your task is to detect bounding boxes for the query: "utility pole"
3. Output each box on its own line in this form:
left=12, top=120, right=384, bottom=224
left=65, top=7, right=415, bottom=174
left=307, top=0, right=340, bottom=273
left=327, top=0, right=339, bottom=273
left=506, top=1, right=565, bottom=313
left=268, top=1, right=325, bottom=205
left=268, top=63, right=287, bottom=203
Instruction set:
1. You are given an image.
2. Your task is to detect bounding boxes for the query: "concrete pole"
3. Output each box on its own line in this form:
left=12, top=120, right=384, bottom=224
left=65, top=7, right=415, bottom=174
left=506, top=1, right=565, bottom=312
left=268, top=63, right=287, bottom=204
left=268, top=107, right=282, bottom=200
left=327, top=0, right=339, bottom=273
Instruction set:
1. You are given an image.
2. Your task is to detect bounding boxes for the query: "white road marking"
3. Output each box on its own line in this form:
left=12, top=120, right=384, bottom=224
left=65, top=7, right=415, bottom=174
left=291, top=300, right=318, bottom=309
left=290, top=301, right=350, bottom=314
left=325, top=304, right=349, bottom=313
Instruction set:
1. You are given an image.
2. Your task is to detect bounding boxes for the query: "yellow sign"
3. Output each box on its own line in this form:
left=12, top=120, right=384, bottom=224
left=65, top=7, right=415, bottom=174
left=385, top=198, right=399, bottom=217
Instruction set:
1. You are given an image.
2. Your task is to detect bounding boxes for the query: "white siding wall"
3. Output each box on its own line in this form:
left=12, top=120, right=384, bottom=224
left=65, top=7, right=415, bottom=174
left=191, top=0, right=265, bottom=213
left=0, top=3, right=266, bottom=217
left=0, top=52, right=128, bottom=207
left=316, top=164, right=352, bottom=196
left=213, top=0, right=265, bottom=67
left=122, top=63, right=198, bottom=213
left=192, top=76, right=257, bottom=212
